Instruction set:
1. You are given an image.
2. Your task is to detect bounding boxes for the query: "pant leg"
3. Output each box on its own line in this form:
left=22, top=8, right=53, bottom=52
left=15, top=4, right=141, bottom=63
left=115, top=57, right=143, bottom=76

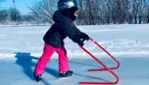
left=34, top=43, right=55, bottom=74
left=55, top=46, right=70, bottom=72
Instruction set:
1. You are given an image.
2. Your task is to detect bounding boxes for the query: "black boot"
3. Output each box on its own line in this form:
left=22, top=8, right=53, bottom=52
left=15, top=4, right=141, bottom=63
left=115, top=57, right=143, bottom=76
left=34, top=72, right=42, bottom=82
left=59, top=70, right=73, bottom=78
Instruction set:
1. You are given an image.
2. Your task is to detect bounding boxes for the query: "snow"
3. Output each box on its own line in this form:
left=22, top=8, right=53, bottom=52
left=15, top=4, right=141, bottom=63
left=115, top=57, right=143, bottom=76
left=0, top=24, right=149, bottom=85
left=1, top=24, right=149, bottom=59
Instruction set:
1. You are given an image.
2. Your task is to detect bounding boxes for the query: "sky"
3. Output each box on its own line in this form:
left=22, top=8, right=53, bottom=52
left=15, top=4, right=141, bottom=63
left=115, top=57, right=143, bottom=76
left=0, top=0, right=41, bottom=15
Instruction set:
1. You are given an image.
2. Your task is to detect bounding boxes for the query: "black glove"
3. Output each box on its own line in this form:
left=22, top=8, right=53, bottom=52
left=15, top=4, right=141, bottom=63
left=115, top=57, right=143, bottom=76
left=77, top=39, right=84, bottom=46
left=80, top=32, right=89, bottom=41
left=77, top=33, right=89, bottom=46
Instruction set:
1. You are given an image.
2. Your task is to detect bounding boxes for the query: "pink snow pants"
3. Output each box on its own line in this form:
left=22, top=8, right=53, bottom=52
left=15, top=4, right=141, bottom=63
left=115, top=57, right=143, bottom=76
left=34, top=43, right=70, bottom=74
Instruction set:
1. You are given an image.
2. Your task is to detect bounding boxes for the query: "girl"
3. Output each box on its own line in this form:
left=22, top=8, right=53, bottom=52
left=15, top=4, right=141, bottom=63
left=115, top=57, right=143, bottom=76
left=34, top=0, right=89, bottom=82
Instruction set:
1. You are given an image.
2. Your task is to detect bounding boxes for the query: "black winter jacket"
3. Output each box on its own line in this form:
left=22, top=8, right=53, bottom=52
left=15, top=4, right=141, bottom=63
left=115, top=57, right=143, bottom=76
left=43, top=10, right=84, bottom=47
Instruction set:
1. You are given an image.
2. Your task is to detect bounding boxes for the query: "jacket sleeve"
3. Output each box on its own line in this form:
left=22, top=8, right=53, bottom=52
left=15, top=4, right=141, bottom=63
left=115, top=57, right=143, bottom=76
left=56, top=19, right=82, bottom=43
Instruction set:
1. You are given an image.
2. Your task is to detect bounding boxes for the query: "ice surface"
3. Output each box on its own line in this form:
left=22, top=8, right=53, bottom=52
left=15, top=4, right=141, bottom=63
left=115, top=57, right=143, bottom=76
left=0, top=24, right=149, bottom=85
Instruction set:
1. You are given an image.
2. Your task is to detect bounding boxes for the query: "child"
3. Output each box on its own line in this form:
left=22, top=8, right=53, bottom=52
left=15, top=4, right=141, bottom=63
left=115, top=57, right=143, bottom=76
left=34, top=0, right=89, bottom=82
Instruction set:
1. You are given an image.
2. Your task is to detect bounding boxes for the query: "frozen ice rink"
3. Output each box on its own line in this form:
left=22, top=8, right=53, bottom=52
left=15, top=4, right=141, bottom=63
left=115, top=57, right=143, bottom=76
left=0, top=24, right=149, bottom=85
left=0, top=55, right=149, bottom=85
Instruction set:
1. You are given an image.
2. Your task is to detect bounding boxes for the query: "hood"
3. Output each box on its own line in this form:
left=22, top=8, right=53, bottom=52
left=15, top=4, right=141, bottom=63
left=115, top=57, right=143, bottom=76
left=53, top=10, right=72, bottom=23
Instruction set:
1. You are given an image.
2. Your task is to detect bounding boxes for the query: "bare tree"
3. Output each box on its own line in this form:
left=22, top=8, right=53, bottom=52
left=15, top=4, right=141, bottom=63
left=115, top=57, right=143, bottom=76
left=77, top=0, right=85, bottom=25
left=77, top=0, right=107, bottom=25
left=145, top=2, right=149, bottom=23
left=12, top=0, right=16, bottom=9
left=0, top=10, right=8, bottom=23
left=109, top=0, right=129, bottom=24
left=146, top=3, right=149, bottom=23
left=81, top=0, right=100, bottom=25
left=28, top=0, right=149, bottom=25
left=30, top=0, right=58, bottom=24
left=9, top=8, right=20, bottom=21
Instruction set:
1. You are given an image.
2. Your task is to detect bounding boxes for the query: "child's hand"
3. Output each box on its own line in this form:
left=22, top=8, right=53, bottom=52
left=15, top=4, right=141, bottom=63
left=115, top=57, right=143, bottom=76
left=77, top=39, right=84, bottom=46
left=76, top=32, right=89, bottom=46
left=77, top=33, right=89, bottom=46
left=80, top=32, right=89, bottom=41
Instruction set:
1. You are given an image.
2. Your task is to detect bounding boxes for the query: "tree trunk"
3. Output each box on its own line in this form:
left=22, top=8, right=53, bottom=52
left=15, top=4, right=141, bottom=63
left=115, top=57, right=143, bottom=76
left=147, top=15, right=149, bottom=23
left=139, top=15, right=142, bottom=24
left=135, top=16, right=137, bottom=24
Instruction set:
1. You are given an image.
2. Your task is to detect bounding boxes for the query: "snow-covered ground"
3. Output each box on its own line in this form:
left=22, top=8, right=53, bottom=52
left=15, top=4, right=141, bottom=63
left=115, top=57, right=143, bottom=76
left=1, top=24, right=149, bottom=59
left=0, top=24, right=149, bottom=85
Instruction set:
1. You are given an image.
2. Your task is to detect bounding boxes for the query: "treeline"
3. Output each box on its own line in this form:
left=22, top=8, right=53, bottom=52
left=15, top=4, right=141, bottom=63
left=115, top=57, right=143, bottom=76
left=1, top=0, right=149, bottom=25
left=77, top=0, right=149, bottom=25
left=0, top=0, right=35, bottom=25
left=0, top=8, right=35, bottom=25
